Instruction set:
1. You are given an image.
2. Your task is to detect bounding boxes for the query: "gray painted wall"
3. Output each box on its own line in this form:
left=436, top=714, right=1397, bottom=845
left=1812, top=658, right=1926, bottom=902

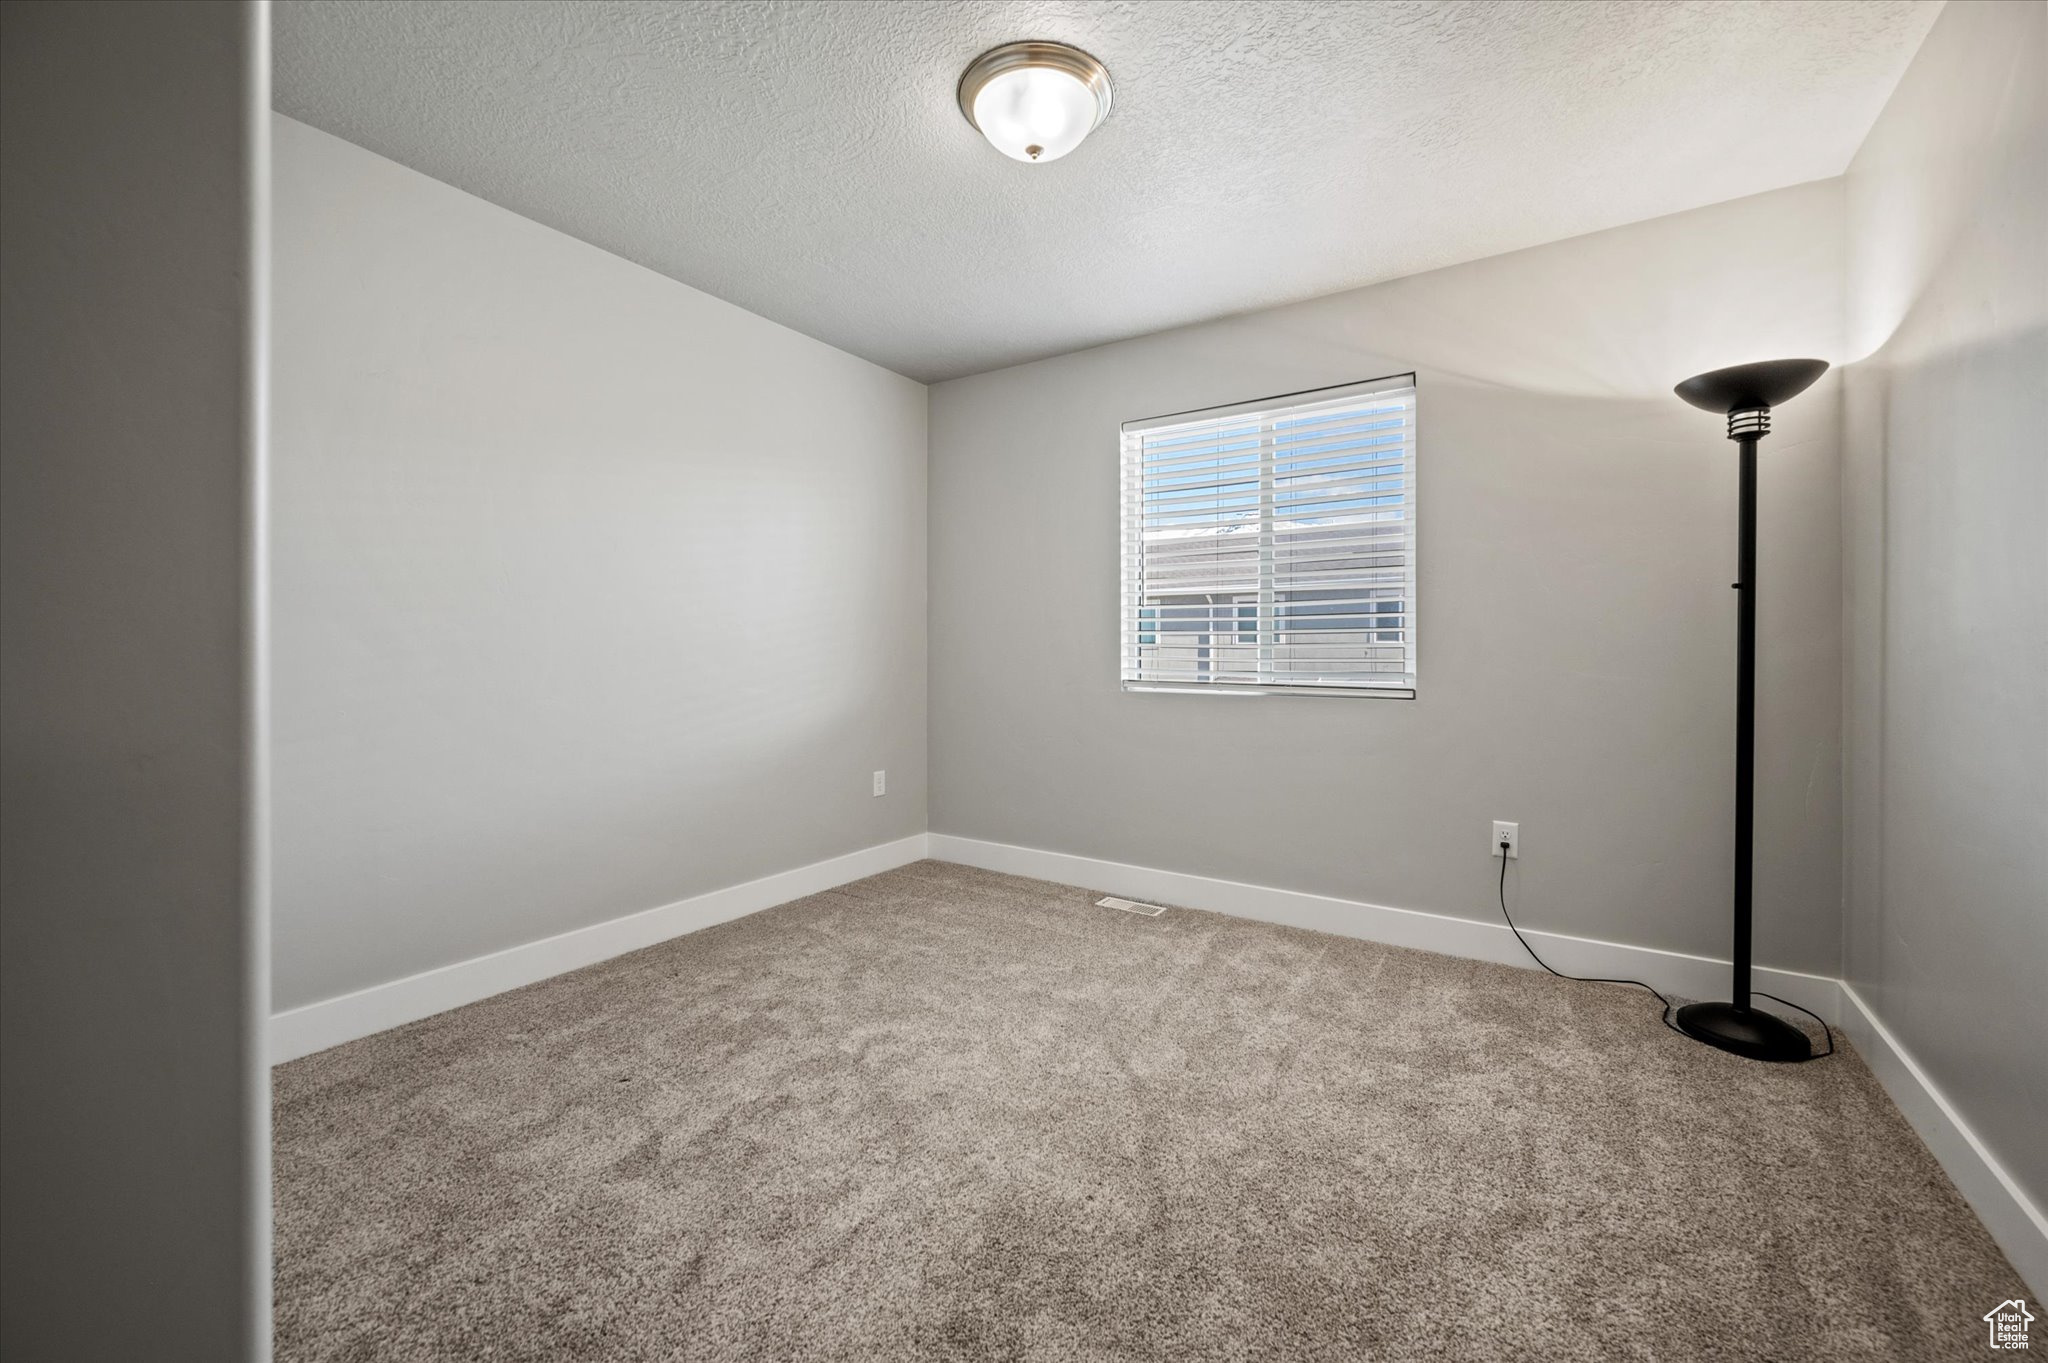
left=1842, top=0, right=2047, bottom=1213
left=930, top=181, right=1846, bottom=976
left=1, top=3, right=268, bottom=1359
left=270, top=117, right=928, bottom=1012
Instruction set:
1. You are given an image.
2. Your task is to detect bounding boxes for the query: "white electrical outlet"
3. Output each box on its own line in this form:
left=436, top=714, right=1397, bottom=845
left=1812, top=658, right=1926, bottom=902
left=1492, top=821, right=1519, bottom=859
left=872, top=770, right=886, bottom=797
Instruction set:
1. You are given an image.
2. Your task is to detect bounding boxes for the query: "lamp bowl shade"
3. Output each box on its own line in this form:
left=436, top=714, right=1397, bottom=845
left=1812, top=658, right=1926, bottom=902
left=1674, top=358, right=1829, bottom=414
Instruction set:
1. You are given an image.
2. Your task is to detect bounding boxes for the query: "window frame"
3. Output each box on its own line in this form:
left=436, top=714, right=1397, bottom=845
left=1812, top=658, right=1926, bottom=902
left=1119, top=373, right=1418, bottom=700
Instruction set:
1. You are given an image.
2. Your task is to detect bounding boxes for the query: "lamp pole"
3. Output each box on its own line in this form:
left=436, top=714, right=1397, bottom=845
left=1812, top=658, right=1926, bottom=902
left=1731, top=408, right=1764, bottom=1011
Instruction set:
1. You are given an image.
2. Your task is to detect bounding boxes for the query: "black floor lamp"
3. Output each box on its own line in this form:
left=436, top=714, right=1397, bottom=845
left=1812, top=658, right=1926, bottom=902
left=1671, top=358, right=1829, bottom=1063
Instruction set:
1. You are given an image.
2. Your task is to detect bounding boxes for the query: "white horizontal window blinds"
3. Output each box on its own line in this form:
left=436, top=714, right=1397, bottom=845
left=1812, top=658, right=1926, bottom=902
left=1121, top=376, right=1417, bottom=697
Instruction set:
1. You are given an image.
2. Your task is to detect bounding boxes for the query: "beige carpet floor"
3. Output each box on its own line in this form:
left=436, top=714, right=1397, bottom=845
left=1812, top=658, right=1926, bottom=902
left=274, top=860, right=2027, bottom=1362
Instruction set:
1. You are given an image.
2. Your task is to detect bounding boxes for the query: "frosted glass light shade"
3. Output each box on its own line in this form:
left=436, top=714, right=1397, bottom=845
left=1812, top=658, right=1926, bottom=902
left=971, top=67, right=1096, bottom=162
left=958, top=42, right=1113, bottom=164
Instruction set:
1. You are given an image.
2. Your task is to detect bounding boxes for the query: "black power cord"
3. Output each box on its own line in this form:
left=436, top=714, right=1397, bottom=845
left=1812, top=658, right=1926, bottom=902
left=1494, top=840, right=1833, bottom=1059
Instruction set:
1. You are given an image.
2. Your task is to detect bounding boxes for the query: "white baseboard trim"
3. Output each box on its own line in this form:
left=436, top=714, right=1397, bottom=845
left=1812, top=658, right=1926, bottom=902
left=925, top=834, right=1844, bottom=1025
left=269, top=833, right=931, bottom=1065
left=1839, top=983, right=2047, bottom=1297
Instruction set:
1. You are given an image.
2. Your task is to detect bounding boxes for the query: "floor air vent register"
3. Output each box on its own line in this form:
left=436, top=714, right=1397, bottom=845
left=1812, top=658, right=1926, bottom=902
left=1097, top=897, right=1168, bottom=917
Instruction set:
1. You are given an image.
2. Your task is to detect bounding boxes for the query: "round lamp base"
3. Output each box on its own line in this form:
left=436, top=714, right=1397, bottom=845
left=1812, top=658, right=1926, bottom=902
left=1675, top=1001, right=1813, bottom=1063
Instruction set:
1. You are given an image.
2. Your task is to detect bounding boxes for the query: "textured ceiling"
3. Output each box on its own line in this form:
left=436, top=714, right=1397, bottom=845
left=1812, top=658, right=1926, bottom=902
left=274, top=0, right=1939, bottom=383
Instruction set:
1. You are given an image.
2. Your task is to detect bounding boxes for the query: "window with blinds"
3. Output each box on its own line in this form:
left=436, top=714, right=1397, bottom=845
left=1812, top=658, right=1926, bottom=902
left=1120, top=376, right=1417, bottom=697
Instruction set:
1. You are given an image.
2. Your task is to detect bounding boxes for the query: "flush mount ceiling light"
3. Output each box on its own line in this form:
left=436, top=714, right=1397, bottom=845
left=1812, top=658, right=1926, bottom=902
left=957, top=41, right=1113, bottom=164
